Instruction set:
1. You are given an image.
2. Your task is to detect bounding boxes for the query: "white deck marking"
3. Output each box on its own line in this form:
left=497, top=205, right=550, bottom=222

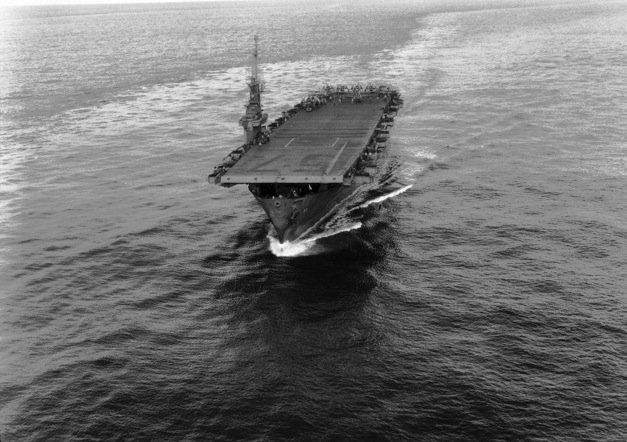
left=325, top=141, right=349, bottom=175
left=285, top=137, right=296, bottom=147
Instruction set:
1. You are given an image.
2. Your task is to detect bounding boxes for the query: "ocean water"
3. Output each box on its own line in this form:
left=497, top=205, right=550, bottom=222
left=1, top=0, right=626, bottom=440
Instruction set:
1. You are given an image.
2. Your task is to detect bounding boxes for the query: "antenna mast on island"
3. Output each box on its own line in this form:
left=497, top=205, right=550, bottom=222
left=251, top=34, right=259, bottom=83
left=239, top=35, right=267, bottom=145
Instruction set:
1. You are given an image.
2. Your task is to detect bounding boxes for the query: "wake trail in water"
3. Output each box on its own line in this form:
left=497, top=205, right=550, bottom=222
left=355, top=184, right=413, bottom=209
left=268, top=222, right=362, bottom=257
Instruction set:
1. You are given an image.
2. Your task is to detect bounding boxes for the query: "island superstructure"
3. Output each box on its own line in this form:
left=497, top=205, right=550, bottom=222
left=208, top=36, right=403, bottom=243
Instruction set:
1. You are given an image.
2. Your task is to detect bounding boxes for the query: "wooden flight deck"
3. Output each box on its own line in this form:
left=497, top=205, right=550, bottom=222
left=219, top=98, right=387, bottom=185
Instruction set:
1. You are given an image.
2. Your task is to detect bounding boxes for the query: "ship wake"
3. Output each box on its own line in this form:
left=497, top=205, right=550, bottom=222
left=352, top=183, right=413, bottom=211
left=268, top=222, right=362, bottom=257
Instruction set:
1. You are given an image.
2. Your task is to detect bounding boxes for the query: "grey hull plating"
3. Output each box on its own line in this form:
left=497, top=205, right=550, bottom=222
left=256, top=185, right=359, bottom=243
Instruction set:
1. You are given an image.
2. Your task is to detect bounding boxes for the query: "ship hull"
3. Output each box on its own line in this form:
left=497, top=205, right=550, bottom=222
left=255, top=184, right=361, bottom=243
left=207, top=51, right=404, bottom=245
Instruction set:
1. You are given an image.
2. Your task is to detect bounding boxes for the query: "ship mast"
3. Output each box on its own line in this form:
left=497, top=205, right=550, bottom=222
left=239, top=35, right=267, bottom=145
left=251, top=35, right=259, bottom=87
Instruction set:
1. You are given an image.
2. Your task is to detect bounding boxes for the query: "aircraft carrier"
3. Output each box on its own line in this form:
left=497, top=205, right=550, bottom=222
left=208, top=36, right=402, bottom=243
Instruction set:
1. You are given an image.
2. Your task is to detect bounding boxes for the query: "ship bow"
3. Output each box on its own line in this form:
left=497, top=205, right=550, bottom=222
left=255, top=185, right=359, bottom=243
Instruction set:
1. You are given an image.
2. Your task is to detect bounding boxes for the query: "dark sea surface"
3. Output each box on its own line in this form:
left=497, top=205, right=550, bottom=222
left=1, top=0, right=626, bottom=440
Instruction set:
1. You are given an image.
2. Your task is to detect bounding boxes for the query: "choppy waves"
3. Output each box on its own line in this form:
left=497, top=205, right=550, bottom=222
left=1, top=1, right=627, bottom=441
